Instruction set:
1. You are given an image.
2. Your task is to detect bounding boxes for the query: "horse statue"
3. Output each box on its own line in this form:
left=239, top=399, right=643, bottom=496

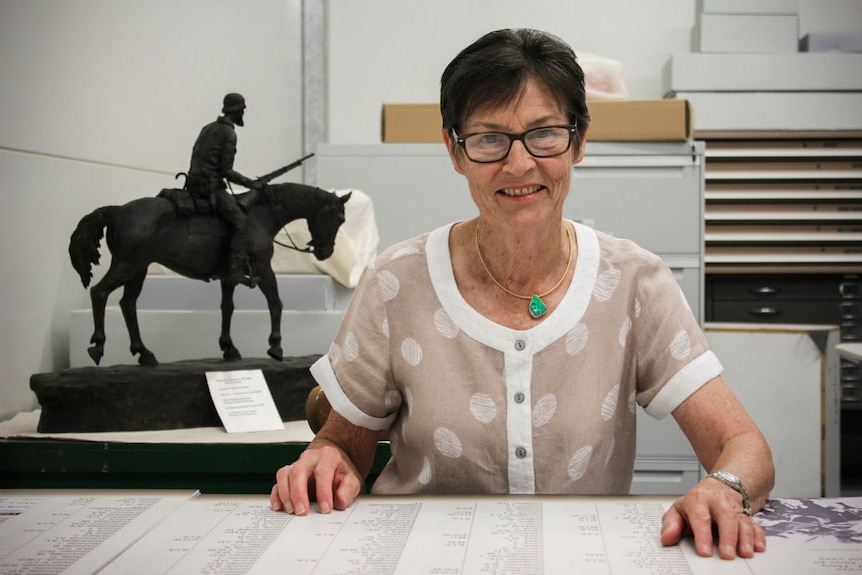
left=69, top=183, right=351, bottom=366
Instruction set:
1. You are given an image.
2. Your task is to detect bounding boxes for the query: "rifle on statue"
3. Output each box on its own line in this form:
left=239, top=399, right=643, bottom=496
left=256, top=153, right=315, bottom=186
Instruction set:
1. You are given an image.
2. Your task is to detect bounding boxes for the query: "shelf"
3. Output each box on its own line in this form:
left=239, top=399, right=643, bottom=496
left=702, top=133, right=862, bottom=275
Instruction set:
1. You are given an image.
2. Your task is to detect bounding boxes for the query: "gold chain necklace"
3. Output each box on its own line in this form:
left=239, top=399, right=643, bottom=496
left=475, top=223, right=574, bottom=319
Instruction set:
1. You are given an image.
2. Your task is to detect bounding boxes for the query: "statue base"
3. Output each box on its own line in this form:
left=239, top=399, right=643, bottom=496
left=30, top=356, right=321, bottom=433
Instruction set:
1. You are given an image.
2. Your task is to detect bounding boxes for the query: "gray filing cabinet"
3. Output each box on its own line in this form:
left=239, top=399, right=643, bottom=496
left=313, top=142, right=706, bottom=495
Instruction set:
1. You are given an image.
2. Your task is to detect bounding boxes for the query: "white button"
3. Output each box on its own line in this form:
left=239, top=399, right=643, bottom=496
left=514, top=339, right=526, bottom=351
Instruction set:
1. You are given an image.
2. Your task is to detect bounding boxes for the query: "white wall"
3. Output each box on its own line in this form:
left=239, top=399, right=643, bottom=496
left=1, top=0, right=859, bottom=421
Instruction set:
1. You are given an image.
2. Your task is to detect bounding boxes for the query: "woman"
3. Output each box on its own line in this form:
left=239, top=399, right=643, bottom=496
left=271, top=28, right=774, bottom=560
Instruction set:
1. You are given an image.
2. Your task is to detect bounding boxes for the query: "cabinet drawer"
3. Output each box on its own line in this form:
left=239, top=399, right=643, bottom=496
left=708, top=274, right=851, bottom=301
left=570, top=165, right=702, bottom=256
left=710, top=300, right=841, bottom=324
left=631, top=459, right=701, bottom=496
left=842, top=320, right=862, bottom=342
left=841, top=301, right=862, bottom=319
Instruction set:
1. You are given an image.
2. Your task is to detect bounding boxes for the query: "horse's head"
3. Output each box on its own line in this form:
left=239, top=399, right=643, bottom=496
left=306, top=191, right=351, bottom=260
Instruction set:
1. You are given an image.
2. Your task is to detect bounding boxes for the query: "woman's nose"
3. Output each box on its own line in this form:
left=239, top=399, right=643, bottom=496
left=502, top=140, right=535, bottom=175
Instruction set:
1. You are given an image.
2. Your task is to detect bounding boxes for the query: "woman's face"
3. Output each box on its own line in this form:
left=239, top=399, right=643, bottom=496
left=444, top=79, right=586, bottom=233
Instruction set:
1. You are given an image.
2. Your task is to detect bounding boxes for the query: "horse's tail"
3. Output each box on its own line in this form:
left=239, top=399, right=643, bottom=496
left=69, top=205, right=119, bottom=288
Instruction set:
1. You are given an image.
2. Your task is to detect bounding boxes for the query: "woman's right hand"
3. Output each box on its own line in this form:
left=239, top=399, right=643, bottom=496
left=270, top=441, right=363, bottom=515
left=270, top=410, right=382, bottom=515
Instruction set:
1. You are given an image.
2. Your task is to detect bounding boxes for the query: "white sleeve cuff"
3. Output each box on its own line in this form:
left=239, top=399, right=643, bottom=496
left=310, top=355, right=396, bottom=431
left=644, top=351, right=724, bottom=420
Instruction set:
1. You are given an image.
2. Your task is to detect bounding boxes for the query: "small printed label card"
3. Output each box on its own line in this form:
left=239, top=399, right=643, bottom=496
left=205, top=370, right=284, bottom=433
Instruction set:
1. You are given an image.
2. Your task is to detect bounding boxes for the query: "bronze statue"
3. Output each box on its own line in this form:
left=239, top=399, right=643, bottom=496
left=69, top=180, right=351, bottom=367
left=186, top=93, right=260, bottom=286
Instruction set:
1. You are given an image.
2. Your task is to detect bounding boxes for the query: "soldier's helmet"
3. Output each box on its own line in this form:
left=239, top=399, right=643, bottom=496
left=222, top=93, right=246, bottom=113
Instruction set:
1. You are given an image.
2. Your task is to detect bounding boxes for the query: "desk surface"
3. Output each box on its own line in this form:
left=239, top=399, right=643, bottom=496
left=1, top=490, right=860, bottom=574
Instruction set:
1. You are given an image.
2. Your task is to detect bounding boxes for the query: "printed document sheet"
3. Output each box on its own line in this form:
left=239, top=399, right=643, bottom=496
left=0, top=490, right=197, bottom=575
left=1, top=492, right=860, bottom=574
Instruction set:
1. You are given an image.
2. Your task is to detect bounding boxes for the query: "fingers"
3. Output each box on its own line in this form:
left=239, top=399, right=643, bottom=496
left=285, top=463, right=314, bottom=516
left=270, top=446, right=363, bottom=516
left=269, top=483, right=283, bottom=512
left=733, top=513, right=755, bottom=558
left=659, top=503, right=687, bottom=546
left=270, top=464, right=304, bottom=515
left=309, top=445, right=362, bottom=514
left=711, top=506, right=740, bottom=560
left=710, top=499, right=767, bottom=559
left=659, top=496, right=716, bottom=557
left=731, top=513, right=767, bottom=558
left=333, top=471, right=363, bottom=511
left=753, top=518, right=767, bottom=552
left=313, top=465, right=336, bottom=514
left=269, top=463, right=313, bottom=515
left=682, top=499, right=718, bottom=558
left=663, top=486, right=767, bottom=560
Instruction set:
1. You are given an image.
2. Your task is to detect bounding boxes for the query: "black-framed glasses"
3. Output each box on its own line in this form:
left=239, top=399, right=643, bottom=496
left=455, top=123, right=578, bottom=163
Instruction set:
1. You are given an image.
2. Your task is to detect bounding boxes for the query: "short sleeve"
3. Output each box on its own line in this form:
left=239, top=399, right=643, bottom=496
left=631, top=255, right=722, bottom=418
left=311, top=258, right=401, bottom=431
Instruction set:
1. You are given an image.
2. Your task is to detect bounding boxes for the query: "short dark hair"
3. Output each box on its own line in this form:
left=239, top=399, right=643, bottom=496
left=440, top=29, right=590, bottom=148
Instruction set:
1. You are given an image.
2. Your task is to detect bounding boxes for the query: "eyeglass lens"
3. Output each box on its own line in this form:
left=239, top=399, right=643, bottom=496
left=462, top=126, right=573, bottom=162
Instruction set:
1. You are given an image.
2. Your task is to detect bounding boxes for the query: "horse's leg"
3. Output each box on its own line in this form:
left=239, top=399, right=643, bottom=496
left=219, top=280, right=242, bottom=361
left=119, top=270, right=158, bottom=366
left=87, top=280, right=110, bottom=365
left=87, top=264, right=128, bottom=365
left=255, top=265, right=283, bottom=361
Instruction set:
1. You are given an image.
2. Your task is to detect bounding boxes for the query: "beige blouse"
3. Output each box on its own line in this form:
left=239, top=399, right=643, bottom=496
left=311, top=221, right=722, bottom=495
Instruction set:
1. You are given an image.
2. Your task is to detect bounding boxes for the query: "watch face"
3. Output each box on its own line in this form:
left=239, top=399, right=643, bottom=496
left=715, top=471, right=738, bottom=485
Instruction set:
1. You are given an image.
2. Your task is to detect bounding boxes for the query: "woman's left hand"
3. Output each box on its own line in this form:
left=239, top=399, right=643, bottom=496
left=660, top=478, right=767, bottom=559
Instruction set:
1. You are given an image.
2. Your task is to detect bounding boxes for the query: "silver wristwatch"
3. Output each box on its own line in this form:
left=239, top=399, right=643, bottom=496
left=707, top=470, right=752, bottom=516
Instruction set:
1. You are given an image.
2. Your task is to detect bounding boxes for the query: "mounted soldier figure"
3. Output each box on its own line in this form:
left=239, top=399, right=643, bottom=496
left=185, top=92, right=261, bottom=287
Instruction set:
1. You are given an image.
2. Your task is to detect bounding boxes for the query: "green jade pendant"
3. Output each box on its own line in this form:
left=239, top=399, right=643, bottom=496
left=528, top=294, right=548, bottom=318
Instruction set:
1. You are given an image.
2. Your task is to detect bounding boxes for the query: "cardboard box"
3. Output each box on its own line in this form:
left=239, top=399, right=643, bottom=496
left=382, top=100, right=691, bottom=143
left=586, top=99, right=692, bottom=141
left=381, top=104, right=442, bottom=143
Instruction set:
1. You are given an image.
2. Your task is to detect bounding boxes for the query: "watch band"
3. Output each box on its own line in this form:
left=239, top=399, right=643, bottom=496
left=707, top=470, right=752, bottom=516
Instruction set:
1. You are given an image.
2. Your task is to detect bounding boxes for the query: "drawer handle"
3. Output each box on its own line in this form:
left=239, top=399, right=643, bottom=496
left=840, top=282, right=861, bottom=299
left=749, top=307, right=781, bottom=318
left=750, top=286, right=780, bottom=296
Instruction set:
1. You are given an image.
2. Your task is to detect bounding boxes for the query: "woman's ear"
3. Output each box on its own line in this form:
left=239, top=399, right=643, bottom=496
left=442, top=129, right=467, bottom=176
left=573, top=127, right=588, bottom=166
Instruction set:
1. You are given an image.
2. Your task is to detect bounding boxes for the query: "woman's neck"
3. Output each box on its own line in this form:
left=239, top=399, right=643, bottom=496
left=473, top=219, right=572, bottom=293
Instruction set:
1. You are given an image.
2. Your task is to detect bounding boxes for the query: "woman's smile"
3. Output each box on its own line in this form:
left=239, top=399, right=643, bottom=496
left=499, top=184, right=544, bottom=198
